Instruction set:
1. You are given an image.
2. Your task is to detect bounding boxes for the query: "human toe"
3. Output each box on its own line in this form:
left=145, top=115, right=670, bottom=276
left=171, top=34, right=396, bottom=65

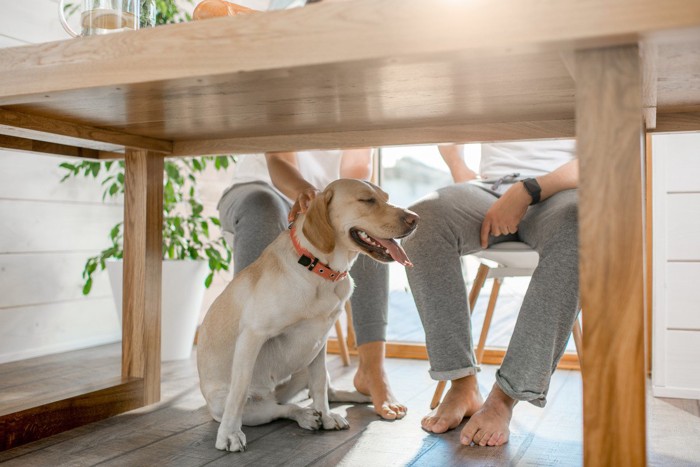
left=486, top=432, right=500, bottom=446
left=478, top=430, right=494, bottom=446
left=461, top=422, right=478, bottom=445
left=390, top=403, right=407, bottom=419
left=377, top=403, right=398, bottom=420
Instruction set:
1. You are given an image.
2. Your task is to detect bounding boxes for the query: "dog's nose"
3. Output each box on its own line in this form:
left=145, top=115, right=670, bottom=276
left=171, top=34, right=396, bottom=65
left=402, top=210, right=420, bottom=228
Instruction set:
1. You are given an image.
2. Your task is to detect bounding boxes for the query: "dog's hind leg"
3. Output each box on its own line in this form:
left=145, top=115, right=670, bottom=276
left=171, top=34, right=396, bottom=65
left=275, top=368, right=371, bottom=404
left=274, top=369, right=310, bottom=404
left=203, top=385, right=230, bottom=422
left=243, top=396, right=323, bottom=431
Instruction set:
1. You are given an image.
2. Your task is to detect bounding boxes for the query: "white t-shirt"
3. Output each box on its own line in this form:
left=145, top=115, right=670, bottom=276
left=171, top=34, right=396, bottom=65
left=230, top=150, right=343, bottom=203
left=480, top=140, right=576, bottom=180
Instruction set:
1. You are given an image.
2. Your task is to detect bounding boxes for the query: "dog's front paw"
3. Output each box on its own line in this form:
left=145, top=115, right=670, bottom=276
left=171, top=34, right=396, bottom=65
left=322, top=412, right=350, bottom=430
left=295, top=408, right=323, bottom=431
left=215, top=427, right=247, bottom=452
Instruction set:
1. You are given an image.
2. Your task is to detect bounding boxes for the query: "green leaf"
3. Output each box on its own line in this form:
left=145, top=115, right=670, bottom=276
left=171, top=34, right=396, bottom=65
left=110, top=224, right=121, bottom=240
left=82, top=277, right=93, bottom=295
left=204, top=273, right=213, bottom=288
left=188, top=247, right=198, bottom=259
left=165, top=163, right=180, bottom=180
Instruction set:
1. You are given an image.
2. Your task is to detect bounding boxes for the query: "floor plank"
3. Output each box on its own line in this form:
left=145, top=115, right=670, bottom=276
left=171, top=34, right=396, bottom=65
left=0, top=344, right=699, bottom=466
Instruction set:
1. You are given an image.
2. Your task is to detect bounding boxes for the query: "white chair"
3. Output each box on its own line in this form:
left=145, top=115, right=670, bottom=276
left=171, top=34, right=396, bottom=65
left=430, top=241, right=583, bottom=409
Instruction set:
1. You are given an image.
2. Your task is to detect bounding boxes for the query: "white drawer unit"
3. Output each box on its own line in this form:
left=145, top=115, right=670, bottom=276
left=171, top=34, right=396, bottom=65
left=652, top=133, right=700, bottom=400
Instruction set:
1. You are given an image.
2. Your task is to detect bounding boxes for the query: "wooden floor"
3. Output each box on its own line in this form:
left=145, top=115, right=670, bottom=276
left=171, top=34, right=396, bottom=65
left=1, top=344, right=699, bottom=466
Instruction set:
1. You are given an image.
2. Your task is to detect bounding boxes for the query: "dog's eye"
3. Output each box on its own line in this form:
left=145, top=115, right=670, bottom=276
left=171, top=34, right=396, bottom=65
left=359, top=198, right=376, bottom=205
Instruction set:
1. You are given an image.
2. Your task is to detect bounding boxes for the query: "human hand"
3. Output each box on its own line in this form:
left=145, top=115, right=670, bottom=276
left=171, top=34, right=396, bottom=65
left=480, top=182, right=531, bottom=248
left=288, top=187, right=320, bottom=223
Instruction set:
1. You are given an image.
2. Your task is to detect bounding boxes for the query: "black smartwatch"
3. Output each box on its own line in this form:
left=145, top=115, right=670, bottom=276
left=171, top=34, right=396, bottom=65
left=522, top=178, right=541, bottom=205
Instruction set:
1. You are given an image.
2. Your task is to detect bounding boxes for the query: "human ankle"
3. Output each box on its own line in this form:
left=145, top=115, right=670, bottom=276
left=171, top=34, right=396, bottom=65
left=357, top=342, right=386, bottom=371
left=488, top=384, right=516, bottom=408
left=450, top=375, right=479, bottom=391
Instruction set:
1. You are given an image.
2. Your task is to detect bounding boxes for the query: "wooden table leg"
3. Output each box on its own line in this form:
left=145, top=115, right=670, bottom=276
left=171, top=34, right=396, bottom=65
left=576, top=45, right=646, bottom=466
left=122, top=149, right=163, bottom=405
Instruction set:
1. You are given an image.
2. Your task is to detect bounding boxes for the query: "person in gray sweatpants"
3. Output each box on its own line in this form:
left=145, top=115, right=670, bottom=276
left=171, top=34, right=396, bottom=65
left=402, top=142, right=579, bottom=447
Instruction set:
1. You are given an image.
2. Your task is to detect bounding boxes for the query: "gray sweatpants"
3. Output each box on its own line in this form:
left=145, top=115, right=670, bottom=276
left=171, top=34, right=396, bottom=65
left=402, top=183, right=579, bottom=407
left=218, top=182, right=389, bottom=345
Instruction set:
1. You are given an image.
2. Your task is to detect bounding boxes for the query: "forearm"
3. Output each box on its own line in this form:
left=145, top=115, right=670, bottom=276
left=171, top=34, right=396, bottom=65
left=340, top=148, right=373, bottom=180
left=536, top=159, right=578, bottom=201
left=496, top=159, right=578, bottom=220
left=438, top=144, right=478, bottom=183
left=265, top=152, right=317, bottom=200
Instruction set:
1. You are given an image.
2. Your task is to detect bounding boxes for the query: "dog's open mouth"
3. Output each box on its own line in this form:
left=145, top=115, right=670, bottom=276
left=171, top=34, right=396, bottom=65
left=349, top=228, right=413, bottom=266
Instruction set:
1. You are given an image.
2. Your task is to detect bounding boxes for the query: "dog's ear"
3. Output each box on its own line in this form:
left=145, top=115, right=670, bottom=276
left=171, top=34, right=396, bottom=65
left=302, top=189, right=335, bottom=254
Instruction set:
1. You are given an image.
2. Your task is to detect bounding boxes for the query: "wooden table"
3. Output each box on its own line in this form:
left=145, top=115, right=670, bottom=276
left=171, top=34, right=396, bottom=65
left=1, top=0, right=699, bottom=463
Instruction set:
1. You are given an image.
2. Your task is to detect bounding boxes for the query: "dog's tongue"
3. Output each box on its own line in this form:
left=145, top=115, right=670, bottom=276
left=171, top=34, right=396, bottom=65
left=375, top=237, right=413, bottom=267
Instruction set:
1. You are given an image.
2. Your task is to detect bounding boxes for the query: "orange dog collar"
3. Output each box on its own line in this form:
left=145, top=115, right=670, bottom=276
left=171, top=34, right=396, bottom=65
left=289, top=225, right=348, bottom=282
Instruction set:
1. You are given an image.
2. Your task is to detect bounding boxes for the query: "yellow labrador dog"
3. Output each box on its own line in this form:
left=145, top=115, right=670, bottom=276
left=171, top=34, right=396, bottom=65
left=198, top=179, right=418, bottom=452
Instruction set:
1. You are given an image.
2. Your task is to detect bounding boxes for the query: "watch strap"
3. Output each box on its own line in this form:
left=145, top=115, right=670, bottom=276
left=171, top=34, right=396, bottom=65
left=522, top=178, right=541, bottom=205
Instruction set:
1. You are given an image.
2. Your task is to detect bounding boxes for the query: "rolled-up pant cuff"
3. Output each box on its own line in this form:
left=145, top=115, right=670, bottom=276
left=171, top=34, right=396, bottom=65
left=495, top=370, right=547, bottom=408
left=429, top=365, right=480, bottom=381
left=353, top=322, right=387, bottom=346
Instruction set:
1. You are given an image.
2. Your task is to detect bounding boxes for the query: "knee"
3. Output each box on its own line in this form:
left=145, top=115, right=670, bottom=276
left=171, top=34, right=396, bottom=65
left=402, top=193, right=449, bottom=254
left=234, top=189, right=287, bottom=226
left=548, top=191, right=579, bottom=236
left=536, top=191, right=579, bottom=258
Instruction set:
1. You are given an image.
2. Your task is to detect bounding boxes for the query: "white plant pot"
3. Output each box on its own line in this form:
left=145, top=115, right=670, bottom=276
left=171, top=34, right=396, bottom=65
left=106, top=259, right=208, bottom=361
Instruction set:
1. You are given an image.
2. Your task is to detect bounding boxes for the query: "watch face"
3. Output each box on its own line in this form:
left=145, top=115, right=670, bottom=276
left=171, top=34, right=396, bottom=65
left=523, top=179, right=541, bottom=204
left=525, top=179, right=540, bottom=193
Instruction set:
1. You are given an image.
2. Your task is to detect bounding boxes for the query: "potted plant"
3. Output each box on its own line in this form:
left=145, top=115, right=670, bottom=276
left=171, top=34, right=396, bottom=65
left=60, top=0, right=235, bottom=360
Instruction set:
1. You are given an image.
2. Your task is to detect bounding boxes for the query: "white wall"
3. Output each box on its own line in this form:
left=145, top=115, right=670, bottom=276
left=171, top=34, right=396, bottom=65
left=0, top=0, right=125, bottom=363
left=0, top=0, right=124, bottom=363
left=0, top=0, right=232, bottom=365
left=652, top=132, right=700, bottom=400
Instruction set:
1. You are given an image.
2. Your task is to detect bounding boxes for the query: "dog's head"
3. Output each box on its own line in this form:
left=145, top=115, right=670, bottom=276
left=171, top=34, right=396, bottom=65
left=302, top=179, right=419, bottom=265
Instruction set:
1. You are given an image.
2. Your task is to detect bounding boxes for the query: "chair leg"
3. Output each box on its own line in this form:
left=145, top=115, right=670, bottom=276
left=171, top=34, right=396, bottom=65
left=431, top=263, right=491, bottom=409
left=345, top=301, right=356, bottom=350
left=430, top=381, right=447, bottom=410
left=335, top=319, right=351, bottom=367
left=476, top=277, right=502, bottom=363
left=572, top=315, right=583, bottom=366
left=469, top=263, right=489, bottom=311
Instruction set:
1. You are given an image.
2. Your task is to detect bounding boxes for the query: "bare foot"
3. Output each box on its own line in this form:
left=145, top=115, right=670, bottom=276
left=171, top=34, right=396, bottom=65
left=421, top=375, right=483, bottom=434
left=461, top=384, right=515, bottom=447
left=353, top=342, right=407, bottom=420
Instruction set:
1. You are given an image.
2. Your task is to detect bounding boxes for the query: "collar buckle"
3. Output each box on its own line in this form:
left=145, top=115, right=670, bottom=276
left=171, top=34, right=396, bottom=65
left=290, top=226, right=347, bottom=282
